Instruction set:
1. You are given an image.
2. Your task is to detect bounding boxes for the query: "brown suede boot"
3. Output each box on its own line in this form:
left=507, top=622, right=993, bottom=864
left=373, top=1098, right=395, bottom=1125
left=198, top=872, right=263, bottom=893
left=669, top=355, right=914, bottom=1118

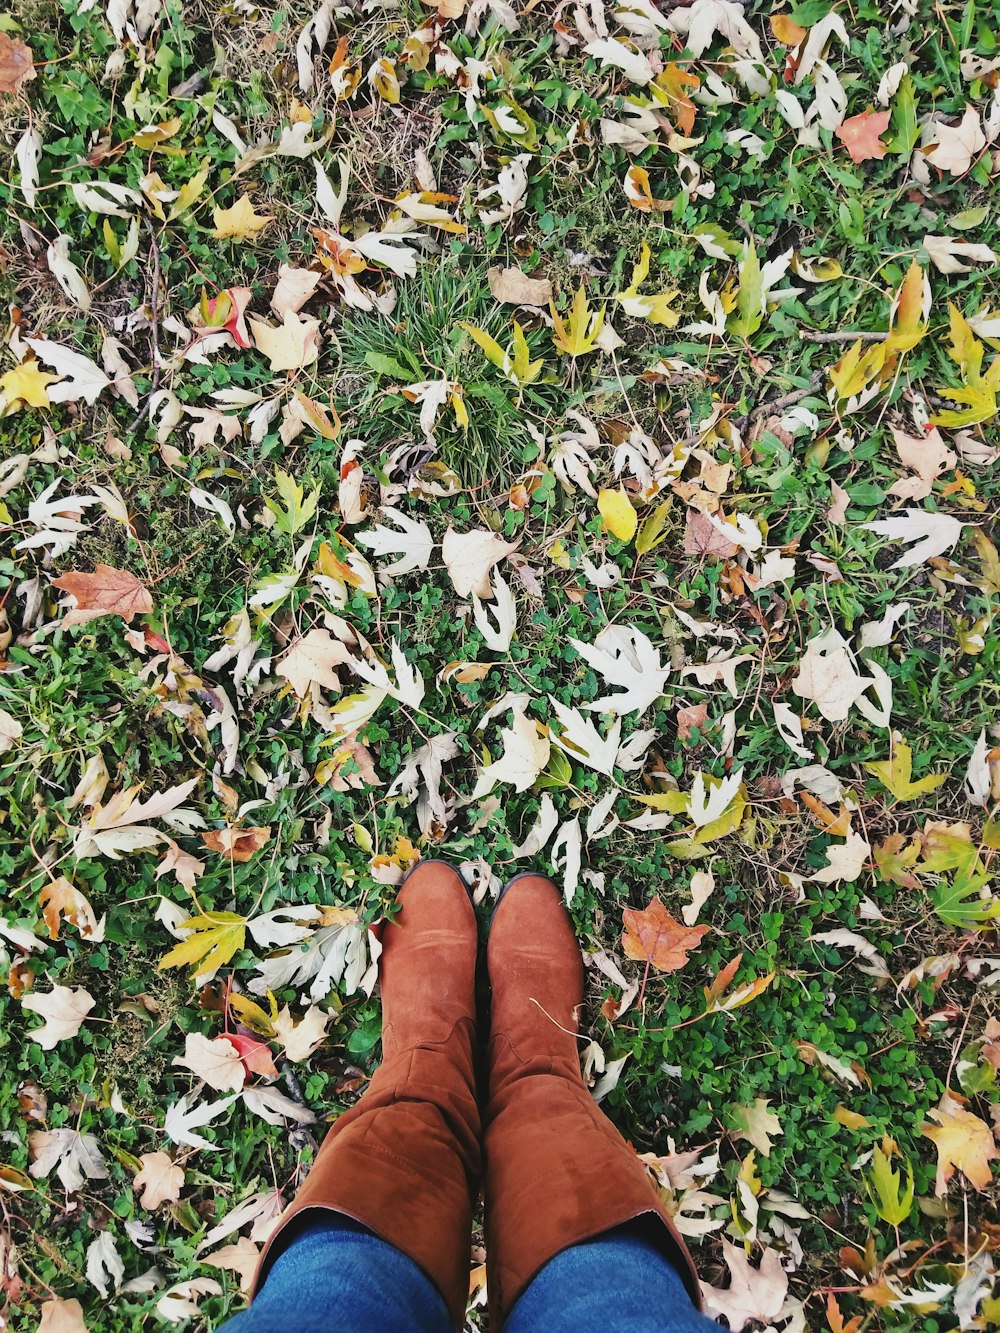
left=250, top=859, right=481, bottom=1326
left=483, top=872, right=702, bottom=1325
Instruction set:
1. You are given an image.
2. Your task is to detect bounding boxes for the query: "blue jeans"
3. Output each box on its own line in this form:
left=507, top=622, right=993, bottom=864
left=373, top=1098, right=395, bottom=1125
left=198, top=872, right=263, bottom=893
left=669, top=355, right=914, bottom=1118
left=220, top=1214, right=717, bottom=1331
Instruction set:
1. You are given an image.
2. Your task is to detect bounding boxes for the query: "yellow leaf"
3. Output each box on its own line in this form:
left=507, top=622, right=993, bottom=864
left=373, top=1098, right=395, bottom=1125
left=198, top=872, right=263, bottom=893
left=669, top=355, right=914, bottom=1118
left=132, top=116, right=182, bottom=150
left=598, top=488, right=638, bottom=542
left=833, top=1104, right=871, bottom=1130
left=168, top=165, right=209, bottom=221
left=460, top=322, right=508, bottom=373
left=248, top=311, right=321, bottom=372
left=369, top=57, right=400, bottom=104
left=828, top=339, right=888, bottom=400
left=883, top=260, right=929, bottom=354
left=921, top=1103, right=998, bottom=1194
left=551, top=284, right=604, bottom=358
left=158, top=911, right=247, bottom=980
left=228, top=989, right=278, bottom=1037
left=863, top=737, right=948, bottom=802
left=616, top=242, right=681, bottom=328
left=0, top=360, right=57, bottom=410
left=213, top=194, right=274, bottom=240
left=623, top=165, right=655, bottom=211
left=635, top=500, right=672, bottom=554
left=931, top=304, right=1000, bottom=428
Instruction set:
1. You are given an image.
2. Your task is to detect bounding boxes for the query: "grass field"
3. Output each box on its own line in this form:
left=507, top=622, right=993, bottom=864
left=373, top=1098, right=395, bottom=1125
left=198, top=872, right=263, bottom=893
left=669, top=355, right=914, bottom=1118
left=1, top=0, right=999, bottom=1328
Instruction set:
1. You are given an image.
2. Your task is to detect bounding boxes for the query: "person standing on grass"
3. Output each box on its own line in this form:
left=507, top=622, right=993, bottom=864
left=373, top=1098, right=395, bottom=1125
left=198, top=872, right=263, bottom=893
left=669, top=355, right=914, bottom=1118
left=220, top=860, right=716, bottom=1332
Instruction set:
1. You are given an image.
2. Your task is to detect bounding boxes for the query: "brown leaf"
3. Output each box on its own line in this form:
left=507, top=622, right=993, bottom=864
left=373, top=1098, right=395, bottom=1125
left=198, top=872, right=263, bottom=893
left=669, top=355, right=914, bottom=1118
left=622, top=897, right=709, bottom=972
left=676, top=701, right=708, bottom=741
left=201, top=825, right=271, bottom=862
left=0, top=34, right=34, bottom=95
left=52, top=565, right=153, bottom=624
left=134, top=1151, right=185, bottom=1209
left=488, top=265, right=553, bottom=307
left=835, top=109, right=891, bottom=164
left=683, top=507, right=738, bottom=558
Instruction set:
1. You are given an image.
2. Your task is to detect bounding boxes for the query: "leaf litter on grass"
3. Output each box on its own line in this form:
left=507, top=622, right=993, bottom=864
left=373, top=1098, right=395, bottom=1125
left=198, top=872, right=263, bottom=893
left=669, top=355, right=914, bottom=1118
left=1, top=0, right=1000, bottom=1327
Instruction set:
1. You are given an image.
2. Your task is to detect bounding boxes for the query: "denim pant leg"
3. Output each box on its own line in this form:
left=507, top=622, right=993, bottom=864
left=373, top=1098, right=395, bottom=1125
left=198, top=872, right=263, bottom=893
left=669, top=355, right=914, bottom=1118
left=217, top=1215, right=454, bottom=1333
left=504, top=1223, right=718, bottom=1333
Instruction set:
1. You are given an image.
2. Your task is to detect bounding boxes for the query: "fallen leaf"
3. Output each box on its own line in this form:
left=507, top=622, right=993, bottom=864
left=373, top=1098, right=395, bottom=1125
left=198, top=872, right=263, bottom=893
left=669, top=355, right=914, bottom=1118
left=134, top=1151, right=185, bottom=1208
left=835, top=109, right=890, bottom=163
left=249, top=311, right=321, bottom=371
left=622, top=897, right=709, bottom=972
left=52, top=565, right=153, bottom=625
left=597, top=488, right=638, bottom=542
left=213, top=194, right=274, bottom=239
left=701, top=1239, right=788, bottom=1331
left=922, top=1103, right=998, bottom=1194
left=488, top=266, right=552, bottom=306
left=684, top=507, right=739, bottom=557
left=172, top=1032, right=247, bottom=1092
left=923, top=234, right=998, bottom=275
left=201, top=825, right=271, bottom=862
left=39, top=878, right=104, bottom=941
left=864, top=736, right=948, bottom=801
left=809, top=832, right=871, bottom=884
left=924, top=105, right=986, bottom=176
left=38, top=1299, right=88, bottom=1333
left=163, top=1091, right=238, bottom=1151
left=0, top=34, right=35, bottom=94
left=22, top=985, right=96, bottom=1049
left=887, top=426, right=957, bottom=500
left=272, top=1004, right=330, bottom=1062
left=473, top=708, right=550, bottom=797
left=0, top=359, right=58, bottom=410
left=569, top=625, right=670, bottom=715
left=159, top=912, right=248, bottom=981
left=442, top=526, right=518, bottom=599
left=86, top=1230, right=123, bottom=1298
left=792, top=628, right=873, bottom=722
left=277, top=628, right=352, bottom=697
left=730, top=1097, right=783, bottom=1157
left=156, top=1278, right=223, bottom=1323
left=863, top=509, right=967, bottom=569
left=29, top=1127, right=109, bottom=1192
left=201, top=1237, right=260, bottom=1292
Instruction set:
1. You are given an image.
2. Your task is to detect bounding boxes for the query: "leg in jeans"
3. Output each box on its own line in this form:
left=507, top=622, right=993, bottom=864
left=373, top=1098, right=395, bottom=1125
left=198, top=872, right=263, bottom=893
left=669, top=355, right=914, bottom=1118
left=220, top=1217, right=453, bottom=1333
left=245, top=862, right=481, bottom=1328
left=484, top=874, right=706, bottom=1328
left=505, top=1223, right=718, bottom=1333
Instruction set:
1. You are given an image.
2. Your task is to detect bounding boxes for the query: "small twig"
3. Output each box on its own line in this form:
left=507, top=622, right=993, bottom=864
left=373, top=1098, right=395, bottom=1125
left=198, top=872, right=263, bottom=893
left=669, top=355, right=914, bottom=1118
left=800, top=330, right=889, bottom=344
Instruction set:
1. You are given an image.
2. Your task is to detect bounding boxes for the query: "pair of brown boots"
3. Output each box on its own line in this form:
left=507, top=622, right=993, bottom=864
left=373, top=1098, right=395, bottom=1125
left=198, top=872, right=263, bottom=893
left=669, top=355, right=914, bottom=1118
left=251, top=862, right=700, bottom=1328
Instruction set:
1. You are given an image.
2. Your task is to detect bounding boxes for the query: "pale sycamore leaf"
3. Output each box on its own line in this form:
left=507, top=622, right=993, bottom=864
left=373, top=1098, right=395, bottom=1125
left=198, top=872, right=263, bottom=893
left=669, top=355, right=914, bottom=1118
left=568, top=625, right=671, bottom=715
left=441, top=526, right=518, bottom=598
left=86, top=1230, right=124, bottom=1299
left=22, top=985, right=96, bottom=1049
left=163, top=1092, right=238, bottom=1151
left=473, top=708, right=550, bottom=796
left=272, top=1004, right=331, bottom=1063
left=472, top=571, right=517, bottom=652
left=548, top=698, right=621, bottom=777
left=171, top=1033, right=246, bottom=1093
left=355, top=508, right=434, bottom=576
left=863, top=509, right=967, bottom=569
left=29, top=1128, right=109, bottom=1193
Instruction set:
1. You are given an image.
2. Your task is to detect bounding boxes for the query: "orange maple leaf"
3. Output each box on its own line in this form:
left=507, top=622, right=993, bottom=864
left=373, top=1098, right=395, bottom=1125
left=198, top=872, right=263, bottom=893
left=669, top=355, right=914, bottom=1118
left=201, top=825, right=272, bottom=862
left=52, top=564, right=153, bottom=624
left=835, top=109, right=891, bottom=164
left=622, top=897, right=709, bottom=972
